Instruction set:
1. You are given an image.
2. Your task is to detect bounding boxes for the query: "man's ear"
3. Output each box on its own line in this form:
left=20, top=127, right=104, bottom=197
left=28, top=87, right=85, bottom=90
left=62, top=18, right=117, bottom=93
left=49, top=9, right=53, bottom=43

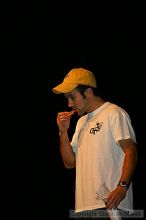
left=84, top=87, right=93, bottom=96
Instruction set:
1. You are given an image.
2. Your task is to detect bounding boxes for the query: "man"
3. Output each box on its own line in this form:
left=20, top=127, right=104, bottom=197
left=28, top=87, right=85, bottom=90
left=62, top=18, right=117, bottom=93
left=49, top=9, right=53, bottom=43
left=52, top=67, right=138, bottom=219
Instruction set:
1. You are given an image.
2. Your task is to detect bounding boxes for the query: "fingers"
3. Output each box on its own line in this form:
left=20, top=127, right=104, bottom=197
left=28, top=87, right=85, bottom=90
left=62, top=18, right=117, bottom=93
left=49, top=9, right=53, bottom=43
left=104, top=197, right=120, bottom=210
left=58, top=110, right=76, bottom=120
left=69, top=110, right=76, bottom=116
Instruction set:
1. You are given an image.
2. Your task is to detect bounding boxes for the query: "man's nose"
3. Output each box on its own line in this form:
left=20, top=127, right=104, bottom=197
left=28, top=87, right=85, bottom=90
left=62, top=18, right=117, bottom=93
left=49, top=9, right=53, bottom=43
left=68, top=99, right=74, bottom=108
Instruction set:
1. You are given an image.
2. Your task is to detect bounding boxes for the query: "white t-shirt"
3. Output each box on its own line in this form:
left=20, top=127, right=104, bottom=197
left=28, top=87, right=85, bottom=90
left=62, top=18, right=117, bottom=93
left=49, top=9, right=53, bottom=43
left=71, top=102, right=136, bottom=213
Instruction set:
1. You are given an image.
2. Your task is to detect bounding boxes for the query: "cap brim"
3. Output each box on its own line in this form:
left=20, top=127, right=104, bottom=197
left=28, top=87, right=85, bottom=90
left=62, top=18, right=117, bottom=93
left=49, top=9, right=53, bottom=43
left=52, top=82, right=78, bottom=94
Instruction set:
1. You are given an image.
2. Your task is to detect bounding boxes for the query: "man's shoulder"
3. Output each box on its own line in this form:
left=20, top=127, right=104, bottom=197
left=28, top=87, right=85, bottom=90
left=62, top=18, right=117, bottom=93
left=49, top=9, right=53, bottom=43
left=106, top=103, right=130, bottom=119
left=106, top=103, right=125, bottom=112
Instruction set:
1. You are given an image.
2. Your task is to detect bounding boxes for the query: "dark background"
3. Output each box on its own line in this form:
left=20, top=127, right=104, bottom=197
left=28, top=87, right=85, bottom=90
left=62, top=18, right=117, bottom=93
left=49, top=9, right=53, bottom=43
left=1, top=1, right=145, bottom=219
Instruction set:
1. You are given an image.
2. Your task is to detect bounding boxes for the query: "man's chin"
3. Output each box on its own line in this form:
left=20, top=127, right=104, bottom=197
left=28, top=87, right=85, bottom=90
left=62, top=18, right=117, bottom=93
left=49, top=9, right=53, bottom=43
left=78, top=110, right=86, bottom=116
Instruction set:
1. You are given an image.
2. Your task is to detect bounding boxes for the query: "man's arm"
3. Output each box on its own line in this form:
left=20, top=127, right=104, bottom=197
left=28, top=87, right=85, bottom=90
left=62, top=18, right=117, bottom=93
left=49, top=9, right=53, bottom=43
left=57, top=111, right=76, bottom=169
left=106, top=138, right=138, bottom=210
left=118, top=138, right=138, bottom=185
left=59, top=130, right=76, bottom=168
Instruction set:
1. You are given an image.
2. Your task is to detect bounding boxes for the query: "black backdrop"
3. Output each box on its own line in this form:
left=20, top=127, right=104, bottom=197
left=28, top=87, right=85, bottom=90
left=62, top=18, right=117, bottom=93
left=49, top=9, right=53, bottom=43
left=1, top=1, right=145, bottom=219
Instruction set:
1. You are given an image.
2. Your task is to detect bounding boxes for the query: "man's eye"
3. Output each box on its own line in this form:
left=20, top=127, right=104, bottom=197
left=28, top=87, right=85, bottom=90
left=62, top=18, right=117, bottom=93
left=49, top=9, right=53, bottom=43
left=69, top=96, right=74, bottom=101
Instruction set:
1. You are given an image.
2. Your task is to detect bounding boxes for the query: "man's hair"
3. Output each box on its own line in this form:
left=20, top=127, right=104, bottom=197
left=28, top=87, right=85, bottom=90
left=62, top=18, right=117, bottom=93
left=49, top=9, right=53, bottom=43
left=76, top=85, right=100, bottom=98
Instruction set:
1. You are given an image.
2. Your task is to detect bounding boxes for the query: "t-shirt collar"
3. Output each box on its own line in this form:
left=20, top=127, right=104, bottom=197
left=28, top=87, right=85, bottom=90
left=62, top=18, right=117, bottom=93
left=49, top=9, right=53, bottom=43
left=87, top=102, right=110, bottom=119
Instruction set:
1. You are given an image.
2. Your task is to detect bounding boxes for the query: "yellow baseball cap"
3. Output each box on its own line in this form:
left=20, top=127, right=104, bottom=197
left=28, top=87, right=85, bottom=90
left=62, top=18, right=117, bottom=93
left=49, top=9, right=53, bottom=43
left=52, top=68, right=97, bottom=94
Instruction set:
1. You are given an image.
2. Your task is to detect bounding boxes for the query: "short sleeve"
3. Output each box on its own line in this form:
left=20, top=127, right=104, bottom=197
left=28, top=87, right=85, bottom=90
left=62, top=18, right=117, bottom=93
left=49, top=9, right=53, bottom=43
left=108, top=107, right=136, bottom=144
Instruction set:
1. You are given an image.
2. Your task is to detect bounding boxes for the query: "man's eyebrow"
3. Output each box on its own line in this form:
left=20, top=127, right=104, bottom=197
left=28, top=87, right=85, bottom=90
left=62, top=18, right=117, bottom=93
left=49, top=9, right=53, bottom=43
left=64, top=93, right=72, bottom=98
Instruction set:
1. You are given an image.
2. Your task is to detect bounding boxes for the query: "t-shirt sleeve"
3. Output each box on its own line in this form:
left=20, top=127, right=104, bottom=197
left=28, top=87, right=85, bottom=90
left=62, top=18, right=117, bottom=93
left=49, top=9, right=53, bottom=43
left=109, top=108, right=136, bottom=144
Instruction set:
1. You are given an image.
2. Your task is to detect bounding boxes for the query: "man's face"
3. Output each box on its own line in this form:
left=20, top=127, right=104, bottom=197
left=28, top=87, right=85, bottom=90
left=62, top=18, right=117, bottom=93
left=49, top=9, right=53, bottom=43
left=65, top=89, right=88, bottom=116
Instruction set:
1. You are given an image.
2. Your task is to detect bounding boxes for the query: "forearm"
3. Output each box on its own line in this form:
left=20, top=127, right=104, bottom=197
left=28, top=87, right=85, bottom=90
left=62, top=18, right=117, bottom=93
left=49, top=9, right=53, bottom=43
left=59, top=131, right=76, bottom=169
left=119, top=140, right=138, bottom=185
left=119, top=148, right=138, bottom=184
left=105, top=143, right=138, bottom=210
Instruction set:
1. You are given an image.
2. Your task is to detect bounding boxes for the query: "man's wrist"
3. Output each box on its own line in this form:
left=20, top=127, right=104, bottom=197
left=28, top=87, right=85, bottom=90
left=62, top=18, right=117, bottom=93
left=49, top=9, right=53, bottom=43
left=59, top=130, right=67, bottom=136
left=118, top=181, right=129, bottom=190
